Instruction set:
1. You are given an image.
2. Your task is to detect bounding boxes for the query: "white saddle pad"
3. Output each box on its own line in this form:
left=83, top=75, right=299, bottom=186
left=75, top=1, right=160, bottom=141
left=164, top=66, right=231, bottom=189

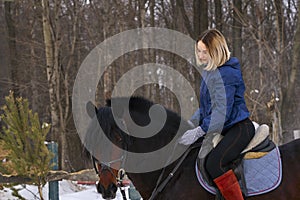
left=195, top=146, right=282, bottom=197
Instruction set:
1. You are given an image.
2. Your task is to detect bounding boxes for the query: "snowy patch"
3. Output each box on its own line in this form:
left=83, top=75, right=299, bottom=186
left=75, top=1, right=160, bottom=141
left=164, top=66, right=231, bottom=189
left=0, top=180, right=131, bottom=200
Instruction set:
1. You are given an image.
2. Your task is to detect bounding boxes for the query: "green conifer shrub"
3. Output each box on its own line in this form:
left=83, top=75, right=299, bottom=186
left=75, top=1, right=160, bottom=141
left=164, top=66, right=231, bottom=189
left=0, top=91, right=52, bottom=200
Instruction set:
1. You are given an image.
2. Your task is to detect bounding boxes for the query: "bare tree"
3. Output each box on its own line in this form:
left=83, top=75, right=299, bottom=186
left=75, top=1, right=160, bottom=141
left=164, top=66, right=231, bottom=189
left=232, top=0, right=243, bottom=60
left=281, top=0, right=300, bottom=137
left=176, top=0, right=207, bottom=39
left=214, top=0, right=222, bottom=30
left=41, top=0, right=83, bottom=170
left=41, top=0, right=63, bottom=167
left=4, top=1, right=19, bottom=95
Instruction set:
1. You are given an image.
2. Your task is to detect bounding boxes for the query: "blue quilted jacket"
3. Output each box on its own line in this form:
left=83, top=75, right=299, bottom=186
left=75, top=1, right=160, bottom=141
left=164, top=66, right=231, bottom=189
left=191, top=57, right=250, bottom=134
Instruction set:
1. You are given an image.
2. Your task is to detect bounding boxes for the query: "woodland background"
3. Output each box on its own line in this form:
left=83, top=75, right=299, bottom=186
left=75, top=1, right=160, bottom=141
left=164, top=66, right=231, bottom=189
left=0, top=0, right=299, bottom=171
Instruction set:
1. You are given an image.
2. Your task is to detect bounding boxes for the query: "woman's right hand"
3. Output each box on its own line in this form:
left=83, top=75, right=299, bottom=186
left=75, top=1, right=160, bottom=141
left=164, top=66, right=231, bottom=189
left=178, top=126, right=206, bottom=145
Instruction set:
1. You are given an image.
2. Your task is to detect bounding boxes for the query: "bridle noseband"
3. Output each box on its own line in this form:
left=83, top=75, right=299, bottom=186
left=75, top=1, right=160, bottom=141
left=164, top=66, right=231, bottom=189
left=93, top=156, right=126, bottom=183
left=93, top=156, right=129, bottom=200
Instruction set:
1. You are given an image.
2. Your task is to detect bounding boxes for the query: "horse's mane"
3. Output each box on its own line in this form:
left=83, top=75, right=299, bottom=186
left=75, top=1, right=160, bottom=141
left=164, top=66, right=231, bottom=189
left=106, top=96, right=154, bottom=110
left=96, top=96, right=190, bottom=153
left=105, top=96, right=183, bottom=124
left=105, top=96, right=162, bottom=117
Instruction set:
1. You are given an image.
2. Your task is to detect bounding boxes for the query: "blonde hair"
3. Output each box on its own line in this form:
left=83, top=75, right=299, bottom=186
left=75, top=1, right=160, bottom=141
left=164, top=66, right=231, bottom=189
left=195, top=29, right=230, bottom=71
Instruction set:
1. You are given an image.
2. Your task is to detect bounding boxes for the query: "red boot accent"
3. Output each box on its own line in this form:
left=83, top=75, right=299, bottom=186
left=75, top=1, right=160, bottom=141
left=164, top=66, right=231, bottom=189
left=213, top=169, right=244, bottom=200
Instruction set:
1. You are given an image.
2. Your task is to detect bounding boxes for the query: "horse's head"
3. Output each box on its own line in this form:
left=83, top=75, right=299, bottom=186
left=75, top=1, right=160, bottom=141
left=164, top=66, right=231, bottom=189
left=85, top=100, right=129, bottom=199
left=94, top=161, right=118, bottom=199
left=85, top=96, right=191, bottom=199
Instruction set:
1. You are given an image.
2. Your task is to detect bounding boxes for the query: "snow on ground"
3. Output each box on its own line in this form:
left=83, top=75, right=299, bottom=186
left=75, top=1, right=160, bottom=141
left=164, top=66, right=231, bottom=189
left=0, top=180, right=130, bottom=200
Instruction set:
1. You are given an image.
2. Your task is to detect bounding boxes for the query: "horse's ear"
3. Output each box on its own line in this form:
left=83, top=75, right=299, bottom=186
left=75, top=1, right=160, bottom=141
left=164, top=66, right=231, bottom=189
left=106, top=99, right=111, bottom=107
left=86, top=101, right=97, bottom=118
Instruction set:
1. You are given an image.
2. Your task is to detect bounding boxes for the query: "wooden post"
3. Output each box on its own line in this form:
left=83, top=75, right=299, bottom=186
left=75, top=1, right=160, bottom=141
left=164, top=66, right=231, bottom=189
left=47, top=142, right=59, bottom=200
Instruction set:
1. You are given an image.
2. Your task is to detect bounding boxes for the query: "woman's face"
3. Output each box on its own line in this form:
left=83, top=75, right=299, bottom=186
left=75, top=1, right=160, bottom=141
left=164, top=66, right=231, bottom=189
left=196, top=41, right=210, bottom=64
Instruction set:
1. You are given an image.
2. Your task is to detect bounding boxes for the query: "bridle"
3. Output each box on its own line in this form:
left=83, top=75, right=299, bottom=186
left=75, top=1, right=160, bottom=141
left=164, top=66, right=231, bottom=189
left=93, top=155, right=128, bottom=200
left=92, top=119, right=129, bottom=200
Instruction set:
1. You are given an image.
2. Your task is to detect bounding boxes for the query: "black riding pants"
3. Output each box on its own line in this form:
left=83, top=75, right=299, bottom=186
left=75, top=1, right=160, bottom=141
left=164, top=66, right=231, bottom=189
left=205, top=118, right=255, bottom=179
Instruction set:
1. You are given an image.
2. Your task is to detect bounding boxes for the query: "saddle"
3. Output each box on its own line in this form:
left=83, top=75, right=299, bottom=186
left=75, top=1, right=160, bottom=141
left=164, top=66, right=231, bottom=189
left=197, top=124, right=276, bottom=197
left=213, top=124, right=275, bottom=158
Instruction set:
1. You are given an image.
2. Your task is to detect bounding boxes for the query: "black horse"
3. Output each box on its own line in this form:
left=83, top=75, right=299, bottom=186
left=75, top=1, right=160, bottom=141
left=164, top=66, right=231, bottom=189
left=85, top=96, right=300, bottom=200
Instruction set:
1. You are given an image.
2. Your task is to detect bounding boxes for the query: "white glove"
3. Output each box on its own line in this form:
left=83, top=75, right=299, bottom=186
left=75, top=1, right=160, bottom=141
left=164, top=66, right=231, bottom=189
left=178, top=126, right=206, bottom=145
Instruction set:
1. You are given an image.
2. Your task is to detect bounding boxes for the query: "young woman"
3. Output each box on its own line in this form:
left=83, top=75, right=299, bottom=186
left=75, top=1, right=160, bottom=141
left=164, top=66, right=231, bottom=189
left=179, top=29, right=255, bottom=200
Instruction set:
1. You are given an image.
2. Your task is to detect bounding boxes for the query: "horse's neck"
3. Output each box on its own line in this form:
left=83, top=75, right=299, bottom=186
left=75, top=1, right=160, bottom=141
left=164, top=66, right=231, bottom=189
left=128, top=170, right=162, bottom=199
left=127, top=148, right=199, bottom=199
left=129, top=161, right=182, bottom=198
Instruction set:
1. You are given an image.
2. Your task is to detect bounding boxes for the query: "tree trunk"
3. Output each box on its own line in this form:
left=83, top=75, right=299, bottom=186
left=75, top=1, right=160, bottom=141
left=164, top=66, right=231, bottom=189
left=272, top=0, right=284, bottom=144
left=193, top=0, right=201, bottom=37
left=4, top=1, right=20, bottom=95
left=214, top=0, right=222, bottom=30
left=41, top=0, right=58, bottom=141
left=176, top=0, right=195, bottom=39
left=232, top=0, right=242, bottom=60
left=38, top=185, right=44, bottom=200
left=29, top=2, right=40, bottom=113
left=0, top=2, right=12, bottom=107
left=199, top=0, right=208, bottom=34
left=41, top=0, right=67, bottom=170
left=281, top=0, right=300, bottom=132
left=257, top=0, right=265, bottom=87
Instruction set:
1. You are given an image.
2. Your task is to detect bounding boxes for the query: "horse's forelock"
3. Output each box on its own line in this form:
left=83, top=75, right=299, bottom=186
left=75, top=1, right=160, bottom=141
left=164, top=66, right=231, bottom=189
left=95, top=107, right=115, bottom=134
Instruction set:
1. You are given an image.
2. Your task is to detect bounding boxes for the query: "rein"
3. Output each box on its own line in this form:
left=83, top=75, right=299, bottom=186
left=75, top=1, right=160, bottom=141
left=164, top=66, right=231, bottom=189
left=149, top=142, right=202, bottom=200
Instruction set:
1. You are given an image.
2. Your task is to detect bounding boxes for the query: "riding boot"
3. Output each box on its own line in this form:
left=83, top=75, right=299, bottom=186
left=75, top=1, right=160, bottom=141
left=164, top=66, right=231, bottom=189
left=213, top=169, right=244, bottom=200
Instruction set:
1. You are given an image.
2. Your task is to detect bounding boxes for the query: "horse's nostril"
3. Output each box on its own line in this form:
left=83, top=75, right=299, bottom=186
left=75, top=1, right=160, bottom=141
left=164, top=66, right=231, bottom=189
left=110, top=183, right=118, bottom=193
left=96, top=182, right=104, bottom=194
left=97, top=183, right=117, bottom=199
left=102, top=191, right=116, bottom=199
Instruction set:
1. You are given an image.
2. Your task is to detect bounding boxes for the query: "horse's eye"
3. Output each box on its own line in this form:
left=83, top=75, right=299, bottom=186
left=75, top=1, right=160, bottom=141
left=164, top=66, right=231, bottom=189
left=117, top=136, right=122, bottom=142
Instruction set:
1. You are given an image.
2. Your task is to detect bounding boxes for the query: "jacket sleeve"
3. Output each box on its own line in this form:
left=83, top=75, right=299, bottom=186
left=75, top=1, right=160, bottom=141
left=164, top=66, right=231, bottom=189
left=190, top=108, right=201, bottom=126
left=200, top=70, right=236, bottom=133
left=190, top=108, right=200, bottom=122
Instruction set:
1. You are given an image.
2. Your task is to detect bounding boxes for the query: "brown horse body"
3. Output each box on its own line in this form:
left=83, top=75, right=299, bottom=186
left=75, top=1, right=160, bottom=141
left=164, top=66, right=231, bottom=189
left=85, top=97, right=300, bottom=200
left=127, top=139, right=300, bottom=200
